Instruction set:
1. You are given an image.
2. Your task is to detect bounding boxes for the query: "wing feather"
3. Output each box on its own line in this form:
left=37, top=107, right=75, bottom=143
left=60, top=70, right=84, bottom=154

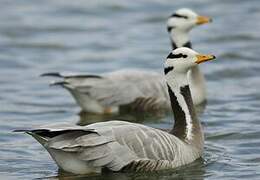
left=20, top=121, right=196, bottom=172
left=43, top=69, right=169, bottom=109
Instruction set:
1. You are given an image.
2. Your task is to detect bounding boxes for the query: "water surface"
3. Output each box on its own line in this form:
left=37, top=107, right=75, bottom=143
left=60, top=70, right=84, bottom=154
left=0, top=0, right=260, bottom=179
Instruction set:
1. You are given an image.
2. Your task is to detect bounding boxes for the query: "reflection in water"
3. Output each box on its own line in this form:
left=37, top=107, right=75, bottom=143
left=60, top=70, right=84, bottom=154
left=77, top=102, right=206, bottom=126
left=77, top=110, right=165, bottom=126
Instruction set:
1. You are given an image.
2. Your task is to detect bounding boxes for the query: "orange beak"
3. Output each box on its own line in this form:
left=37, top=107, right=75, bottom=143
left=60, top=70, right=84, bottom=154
left=196, top=16, right=212, bottom=25
left=195, top=54, right=216, bottom=64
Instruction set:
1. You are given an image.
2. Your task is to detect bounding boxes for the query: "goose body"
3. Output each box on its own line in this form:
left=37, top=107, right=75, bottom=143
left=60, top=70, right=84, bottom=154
left=23, top=121, right=201, bottom=174
left=42, top=9, right=211, bottom=114
left=44, top=69, right=203, bottom=114
left=18, top=48, right=216, bottom=174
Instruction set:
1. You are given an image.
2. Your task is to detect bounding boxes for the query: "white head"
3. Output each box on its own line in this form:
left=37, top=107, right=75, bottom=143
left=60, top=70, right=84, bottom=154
left=167, top=8, right=212, bottom=33
left=164, top=47, right=215, bottom=83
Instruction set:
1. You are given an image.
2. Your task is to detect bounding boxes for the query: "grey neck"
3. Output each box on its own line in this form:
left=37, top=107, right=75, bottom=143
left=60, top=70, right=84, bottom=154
left=187, top=65, right=206, bottom=105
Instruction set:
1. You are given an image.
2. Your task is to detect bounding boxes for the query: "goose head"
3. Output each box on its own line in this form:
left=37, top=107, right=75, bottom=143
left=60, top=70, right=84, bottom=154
left=164, top=47, right=215, bottom=86
left=167, top=8, right=212, bottom=32
left=167, top=8, right=212, bottom=48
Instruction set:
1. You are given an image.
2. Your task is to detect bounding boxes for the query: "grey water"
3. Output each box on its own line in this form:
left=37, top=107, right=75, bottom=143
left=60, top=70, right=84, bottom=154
left=0, top=0, right=260, bottom=179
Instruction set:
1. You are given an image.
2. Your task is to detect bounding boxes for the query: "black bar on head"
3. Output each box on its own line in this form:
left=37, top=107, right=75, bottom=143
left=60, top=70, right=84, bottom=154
left=167, top=53, right=187, bottom=59
left=164, top=66, right=174, bottom=75
left=170, top=13, right=188, bottom=19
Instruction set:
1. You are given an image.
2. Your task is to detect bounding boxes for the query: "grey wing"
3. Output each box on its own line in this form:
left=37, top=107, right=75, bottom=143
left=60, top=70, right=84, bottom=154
left=74, top=78, right=146, bottom=107
left=77, top=121, right=183, bottom=165
left=41, top=71, right=144, bottom=107
left=107, top=70, right=170, bottom=107
left=107, top=124, right=180, bottom=160
left=87, top=121, right=182, bottom=161
left=19, top=121, right=191, bottom=172
left=41, top=70, right=168, bottom=108
left=60, top=70, right=169, bottom=108
left=19, top=122, right=139, bottom=171
left=47, top=131, right=138, bottom=171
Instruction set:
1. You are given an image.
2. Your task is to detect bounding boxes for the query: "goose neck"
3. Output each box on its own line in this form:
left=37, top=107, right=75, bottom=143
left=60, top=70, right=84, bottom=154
left=188, top=65, right=206, bottom=105
left=169, top=28, right=190, bottom=49
left=166, top=72, right=204, bottom=148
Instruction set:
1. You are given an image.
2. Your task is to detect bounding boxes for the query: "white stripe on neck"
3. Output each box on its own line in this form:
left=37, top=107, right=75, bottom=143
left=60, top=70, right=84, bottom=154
left=166, top=72, right=193, bottom=141
left=170, top=28, right=189, bottom=48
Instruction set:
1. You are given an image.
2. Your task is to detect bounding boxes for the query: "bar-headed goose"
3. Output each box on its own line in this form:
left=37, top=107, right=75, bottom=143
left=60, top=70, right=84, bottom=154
left=42, top=9, right=212, bottom=114
left=17, top=48, right=216, bottom=174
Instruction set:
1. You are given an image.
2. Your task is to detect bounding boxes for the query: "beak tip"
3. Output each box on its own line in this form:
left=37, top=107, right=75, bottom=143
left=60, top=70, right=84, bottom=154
left=196, top=16, right=213, bottom=25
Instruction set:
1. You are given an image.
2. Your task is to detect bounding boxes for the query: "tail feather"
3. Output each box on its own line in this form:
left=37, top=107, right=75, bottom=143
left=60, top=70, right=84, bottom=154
left=41, top=72, right=103, bottom=79
left=14, top=128, right=137, bottom=173
left=14, top=130, right=48, bottom=145
left=40, top=72, right=63, bottom=78
left=13, top=129, right=28, bottom=132
left=49, top=81, right=69, bottom=86
left=63, top=75, right=103, bottom=79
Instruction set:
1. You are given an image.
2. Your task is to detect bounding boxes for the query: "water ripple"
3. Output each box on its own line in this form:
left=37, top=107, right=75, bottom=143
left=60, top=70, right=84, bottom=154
left=0, top=0, right=260, bottom=179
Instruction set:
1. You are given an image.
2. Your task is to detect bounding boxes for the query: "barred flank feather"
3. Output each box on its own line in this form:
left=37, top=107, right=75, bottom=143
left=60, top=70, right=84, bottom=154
left=122, top=160, right=173, bottom=172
